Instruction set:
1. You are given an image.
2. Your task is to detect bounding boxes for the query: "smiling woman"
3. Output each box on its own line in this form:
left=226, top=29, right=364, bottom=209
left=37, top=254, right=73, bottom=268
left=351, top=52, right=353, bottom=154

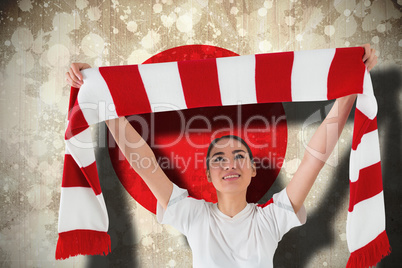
left=155, top=134, right=306, bottom=268
left=60, top=44, right=389, bottom=267
left=205, top=135, right=257, bottom=217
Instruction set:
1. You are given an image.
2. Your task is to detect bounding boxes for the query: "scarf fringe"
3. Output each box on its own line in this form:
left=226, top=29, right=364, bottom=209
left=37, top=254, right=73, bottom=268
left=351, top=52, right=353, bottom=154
left=56, top=230, right=111, bottom=260
left=346, top=231, right=391, bottom=268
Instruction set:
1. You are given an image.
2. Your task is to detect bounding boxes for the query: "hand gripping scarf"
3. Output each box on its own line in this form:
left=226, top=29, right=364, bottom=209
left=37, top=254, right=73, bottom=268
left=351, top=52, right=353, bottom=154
left=56, top=47, right=390, bottom=267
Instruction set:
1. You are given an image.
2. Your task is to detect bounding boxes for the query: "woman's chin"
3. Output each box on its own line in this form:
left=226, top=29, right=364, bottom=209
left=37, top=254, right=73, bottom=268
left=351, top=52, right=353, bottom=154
left=215, top=181, right=250, bottom=195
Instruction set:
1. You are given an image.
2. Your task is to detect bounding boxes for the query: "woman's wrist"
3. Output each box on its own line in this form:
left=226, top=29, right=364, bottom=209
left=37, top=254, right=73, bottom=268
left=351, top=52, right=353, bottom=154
left=105, top=117, right=123, bottom=127
left=337, top=94, right=357, bottom=107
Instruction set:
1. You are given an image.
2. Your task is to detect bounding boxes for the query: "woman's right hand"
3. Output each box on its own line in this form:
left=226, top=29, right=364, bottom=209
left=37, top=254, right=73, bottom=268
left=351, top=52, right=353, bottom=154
left=65, top=63, right=91, bottom=88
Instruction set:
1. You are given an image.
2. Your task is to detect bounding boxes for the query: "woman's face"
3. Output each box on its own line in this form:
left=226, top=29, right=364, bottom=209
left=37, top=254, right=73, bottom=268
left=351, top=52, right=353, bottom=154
left=207, top=138, right=256, bottom=195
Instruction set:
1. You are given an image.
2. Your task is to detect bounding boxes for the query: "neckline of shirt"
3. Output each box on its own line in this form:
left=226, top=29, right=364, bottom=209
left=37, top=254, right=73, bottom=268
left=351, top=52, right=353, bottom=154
left=212, top=202, right=253, bottom=221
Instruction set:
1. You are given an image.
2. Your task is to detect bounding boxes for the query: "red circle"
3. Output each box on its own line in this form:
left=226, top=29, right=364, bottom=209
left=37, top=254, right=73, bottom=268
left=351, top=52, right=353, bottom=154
left=108, top=45, right=288, bottom=214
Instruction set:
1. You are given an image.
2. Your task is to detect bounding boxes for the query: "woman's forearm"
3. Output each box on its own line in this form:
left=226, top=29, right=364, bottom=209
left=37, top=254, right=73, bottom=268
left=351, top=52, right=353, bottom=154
left=105, top=117, right=173, bottom=210
left=287, top=94, right=356, bottom=213
left=105, top=117, right=155, bottom=161
left=304, top=94, right=356, bottom=165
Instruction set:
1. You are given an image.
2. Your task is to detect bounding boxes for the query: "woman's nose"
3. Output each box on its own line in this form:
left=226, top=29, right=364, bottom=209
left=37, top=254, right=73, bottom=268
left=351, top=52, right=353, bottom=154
left=223, top=158, right=236, bottom=170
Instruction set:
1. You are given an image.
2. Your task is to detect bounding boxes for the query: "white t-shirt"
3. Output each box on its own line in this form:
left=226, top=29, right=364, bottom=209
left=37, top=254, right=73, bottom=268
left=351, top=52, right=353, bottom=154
left=156, top=183, right=307, bottom=268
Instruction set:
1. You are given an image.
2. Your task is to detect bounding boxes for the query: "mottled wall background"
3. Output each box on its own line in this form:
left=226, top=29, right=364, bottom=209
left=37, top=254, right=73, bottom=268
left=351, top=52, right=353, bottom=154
left=0, top=0, right=401, bottom=267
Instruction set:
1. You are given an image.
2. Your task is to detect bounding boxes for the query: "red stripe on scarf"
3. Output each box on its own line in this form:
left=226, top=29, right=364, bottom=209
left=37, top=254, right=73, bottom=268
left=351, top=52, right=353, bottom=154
left=65, top=101, right=89, bottom=140
left=67, top=87, right=79, bottom=121
left=81, top=162, right=102, bottom=195
left=62, top=155, right=101, bottom=195
left=352, top=109, right=378, bottom=150
left=62, top=154, right=91, bottom=188
left=178, top=58, right=222, bottom=108
left=346, top=230, right=391, bottom=268
left=255, top=52, right=293, bottom=102
left=327, top=47, right=365, bottom=99
left=348, top=161, right=383, bottom=212
left=99, top=65, right=152, bottom=116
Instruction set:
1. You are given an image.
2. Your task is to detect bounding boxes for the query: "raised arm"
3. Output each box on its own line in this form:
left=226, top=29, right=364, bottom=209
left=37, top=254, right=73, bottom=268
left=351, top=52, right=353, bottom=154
left=286, top=44, right=378, bottom=213
left=287, top=95, right=356, bottom=213
left=105, top=117, right=173, bottom=210
left=66, top=63, right=173, bottom=210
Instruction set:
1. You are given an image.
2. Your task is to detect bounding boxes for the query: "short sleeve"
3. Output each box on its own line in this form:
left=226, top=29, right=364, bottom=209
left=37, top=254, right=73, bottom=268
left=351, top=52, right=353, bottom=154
left=261, top=188, right=307, bottom=242
left=156, top=183, right=205, bottom=236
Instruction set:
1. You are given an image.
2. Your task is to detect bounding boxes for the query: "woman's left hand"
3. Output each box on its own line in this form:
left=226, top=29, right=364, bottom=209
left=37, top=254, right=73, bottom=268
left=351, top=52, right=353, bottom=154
left=361, top=43, right=378, bottom=72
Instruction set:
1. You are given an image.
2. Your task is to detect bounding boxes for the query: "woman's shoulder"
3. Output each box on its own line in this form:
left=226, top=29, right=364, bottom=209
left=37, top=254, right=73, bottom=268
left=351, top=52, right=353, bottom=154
left=253, top=188, right=291, bottom=209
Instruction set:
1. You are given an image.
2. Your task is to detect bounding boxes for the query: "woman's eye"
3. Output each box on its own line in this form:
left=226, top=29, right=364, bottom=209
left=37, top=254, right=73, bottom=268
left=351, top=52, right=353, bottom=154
left=235, top=154, right=245, bottom=160
left=213, top=156, right=224, bottom=162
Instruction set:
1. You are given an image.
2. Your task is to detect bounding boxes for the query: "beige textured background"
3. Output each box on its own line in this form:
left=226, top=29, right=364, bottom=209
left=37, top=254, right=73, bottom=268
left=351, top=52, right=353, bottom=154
left=0, top=0, right=401, bottom=267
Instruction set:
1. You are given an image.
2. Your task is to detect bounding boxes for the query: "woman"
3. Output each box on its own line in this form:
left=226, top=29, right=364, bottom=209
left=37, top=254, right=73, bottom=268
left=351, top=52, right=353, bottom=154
left=66, top=44, right=377, bottom=267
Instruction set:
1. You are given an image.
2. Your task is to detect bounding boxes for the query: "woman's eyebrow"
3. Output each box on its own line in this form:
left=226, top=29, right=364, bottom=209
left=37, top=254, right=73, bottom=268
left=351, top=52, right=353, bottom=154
left=211, top=152, right=224, bottom=158
left=211, top=150, right=246, bottom=158
left=233, top=149, right=246, bottom=154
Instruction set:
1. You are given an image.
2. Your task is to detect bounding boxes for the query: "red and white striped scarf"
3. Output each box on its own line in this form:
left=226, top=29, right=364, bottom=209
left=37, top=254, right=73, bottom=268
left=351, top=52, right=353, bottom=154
left=56, top=47, right=390, bottom=267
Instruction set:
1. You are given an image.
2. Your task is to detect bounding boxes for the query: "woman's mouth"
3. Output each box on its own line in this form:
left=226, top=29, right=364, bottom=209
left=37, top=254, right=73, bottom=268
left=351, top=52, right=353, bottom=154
left=223, top=174, right=241, bottom=181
